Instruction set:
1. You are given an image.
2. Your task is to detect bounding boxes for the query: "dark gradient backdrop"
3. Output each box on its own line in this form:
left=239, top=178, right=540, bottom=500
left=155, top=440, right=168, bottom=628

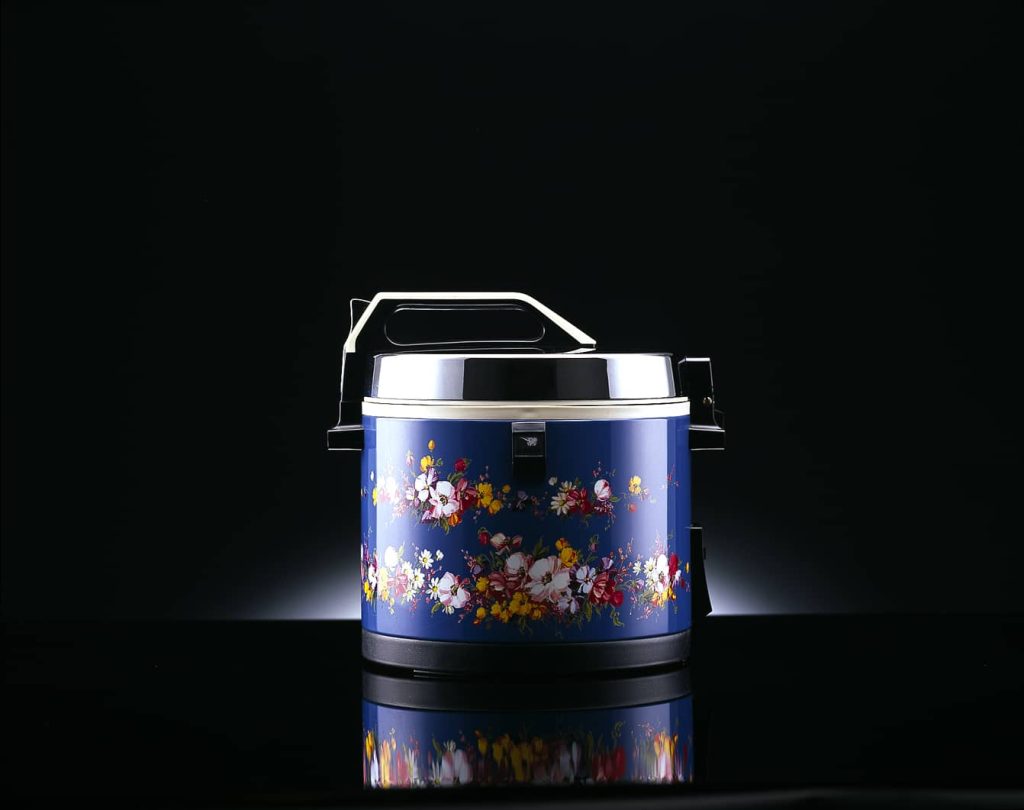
left=3, top=1, right=1022, bottom=619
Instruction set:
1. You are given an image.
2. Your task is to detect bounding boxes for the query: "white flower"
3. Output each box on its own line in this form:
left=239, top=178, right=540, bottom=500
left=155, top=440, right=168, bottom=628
left=550, top=490, right=570, bottom=515
left=548, top=476, right=558, bottom=486
left=418, top=549, right=434, bottom=568
left=557, top=595, right=580, bottom=614
left=383, top=546, right=400, bottom=569
left=505, top=551, right=530, bottom=579
left=632, top=561, right=643, bottom=575
left=653, top=554, right=670, bottom=592
left=381, top=476, right=397, bottom=501
left=526, top=555, right=571, bottom=603
left=401, top=561, right=414, bottom=579
left=414, top=468, right=437, bottom=502
left=644, top=557, right=656, bottom=577
left=411, top=570, right=425, bottom=590
left=428, top=577, right=441, bottom=600
left=594, top=478, right=612, bottom=502
left=439, top=746, right=472, bottom=785
left=435, top=550, right=444, bottom=561
left=427, top=480, right=460, bottom=519
left=367, top=564, right=377, bottom=588
left=437, top=571, right=470, bottom=610
left=369, top=470, right=375, bottom=482
left=575, top=564, right=597, bottom=594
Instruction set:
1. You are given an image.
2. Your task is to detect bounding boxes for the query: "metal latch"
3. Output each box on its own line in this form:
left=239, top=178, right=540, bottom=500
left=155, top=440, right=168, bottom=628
left=511, top=422, right=546, bottom=481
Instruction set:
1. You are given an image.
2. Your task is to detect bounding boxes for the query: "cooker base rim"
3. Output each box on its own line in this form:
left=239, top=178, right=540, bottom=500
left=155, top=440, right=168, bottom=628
left=361, top=628, right=691, bottom=674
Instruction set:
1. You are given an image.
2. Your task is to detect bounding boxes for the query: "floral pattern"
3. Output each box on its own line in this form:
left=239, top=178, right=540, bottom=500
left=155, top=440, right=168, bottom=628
left=361, top=532, right=687, bottom=626
left=363, top=438, right=685, bottom=628
left=363, top=719, right=692, bottom=787
left=369, top=440, right=656, bottom=531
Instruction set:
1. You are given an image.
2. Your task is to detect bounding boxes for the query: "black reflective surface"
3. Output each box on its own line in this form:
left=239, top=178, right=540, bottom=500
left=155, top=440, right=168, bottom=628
left=5, top=616, right=1024, bottom=808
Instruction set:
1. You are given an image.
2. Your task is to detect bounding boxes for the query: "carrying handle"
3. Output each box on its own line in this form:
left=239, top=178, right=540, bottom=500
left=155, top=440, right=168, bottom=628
left=328, top=292, right=596, bottom=450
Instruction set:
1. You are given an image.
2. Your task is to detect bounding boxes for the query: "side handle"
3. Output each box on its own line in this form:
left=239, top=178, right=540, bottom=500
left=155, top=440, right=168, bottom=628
left=678, top=357, right=726, bottom=451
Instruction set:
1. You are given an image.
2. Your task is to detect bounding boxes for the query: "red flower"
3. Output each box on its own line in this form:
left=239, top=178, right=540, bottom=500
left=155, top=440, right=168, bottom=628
left=478, top=528, right=491, bottom=546
left=611, top=746, right=626, bottom=780
left=589, top=570, right=624, bottom=607
left=668, top=552, right=679, bottom=580
left=627, top=503, right=637, bottom=513
left=454, top=457, right=467, bottom=473
left=589, top=571, right=614, bottom=604
left=567, top=488, right=593, bottom=515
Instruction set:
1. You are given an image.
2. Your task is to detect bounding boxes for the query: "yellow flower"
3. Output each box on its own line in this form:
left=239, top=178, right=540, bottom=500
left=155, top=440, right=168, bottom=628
left=427, top=439, right=436, bottom=451
left=491, top=602, right=503, bottom=617
left=475, top=606, right=487, bottom=620
left=476, top=733, right=488, bottom=755
left=488, top=499, right=502, bottom=515
left=501, top=484, right=511, bottom=494
left=420, top=455, right=434, bottom=472
left=477, top=482, right=494, bottom=507
left=363, top=581, right=373, bottom=602
left=365, top=730, right=374, bottom=760
left=510, top=745, right=525, bottom=782
left=531, top=607, right=542, bottom=620
left=371, top=487, right=379, bottom=506
left=628, top=475, right=642, bottom=495
left=476, top=577, right=489, bottom=592
left=555, top=538, right=566, bottom=551
left=500, top=609, right=510, bottom=623
left=685, top=561, right=690, bottom=574
left=559, top=547, right=577, bottom=566
left=492, top=739, right=505, bottom=765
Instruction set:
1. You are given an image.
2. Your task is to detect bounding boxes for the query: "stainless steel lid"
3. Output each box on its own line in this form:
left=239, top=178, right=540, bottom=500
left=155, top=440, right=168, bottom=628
left=327, top=293, right=724, bottom=449
left=371, top=352, right=677, bottom=401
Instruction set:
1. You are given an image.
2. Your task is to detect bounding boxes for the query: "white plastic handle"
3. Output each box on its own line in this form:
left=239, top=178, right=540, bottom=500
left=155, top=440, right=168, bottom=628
left=342, top=291, right=597, bottom=354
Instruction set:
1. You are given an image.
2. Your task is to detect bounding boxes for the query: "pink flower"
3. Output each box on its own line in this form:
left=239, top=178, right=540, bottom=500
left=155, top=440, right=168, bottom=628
left=488, top=532, right=523, bottom=554
left=453, top=476, right=476, bottom=510
left=526, top=556, right=571, bottom=603
left=488, top=571, right=509, bottom=592
left=594, top=479, right=612, bottom=502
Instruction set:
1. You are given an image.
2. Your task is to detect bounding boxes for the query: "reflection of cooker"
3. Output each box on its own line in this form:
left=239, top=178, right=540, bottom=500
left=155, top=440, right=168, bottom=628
left=361, top=666, right=694, bottom=788
left=329, top=293, right=723, bottom=672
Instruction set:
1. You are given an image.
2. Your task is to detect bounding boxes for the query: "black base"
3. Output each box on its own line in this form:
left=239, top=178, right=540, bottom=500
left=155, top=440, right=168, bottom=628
left=361, top=629, right=691, bottom=674
left=362, top=665, right=691, bottom=710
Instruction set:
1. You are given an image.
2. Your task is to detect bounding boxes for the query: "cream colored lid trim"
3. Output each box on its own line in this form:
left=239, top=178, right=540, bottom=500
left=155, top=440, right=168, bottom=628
left=361, top=397, right=690, bottom=420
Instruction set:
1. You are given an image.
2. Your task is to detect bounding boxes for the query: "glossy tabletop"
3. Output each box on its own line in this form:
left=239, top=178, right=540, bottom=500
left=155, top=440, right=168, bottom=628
left=5, top=616, right=1023, bottom=808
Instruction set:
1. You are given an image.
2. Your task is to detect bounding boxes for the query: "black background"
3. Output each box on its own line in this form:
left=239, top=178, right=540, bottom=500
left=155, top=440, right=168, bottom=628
left=3, top=1, right=1022, bottom=620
